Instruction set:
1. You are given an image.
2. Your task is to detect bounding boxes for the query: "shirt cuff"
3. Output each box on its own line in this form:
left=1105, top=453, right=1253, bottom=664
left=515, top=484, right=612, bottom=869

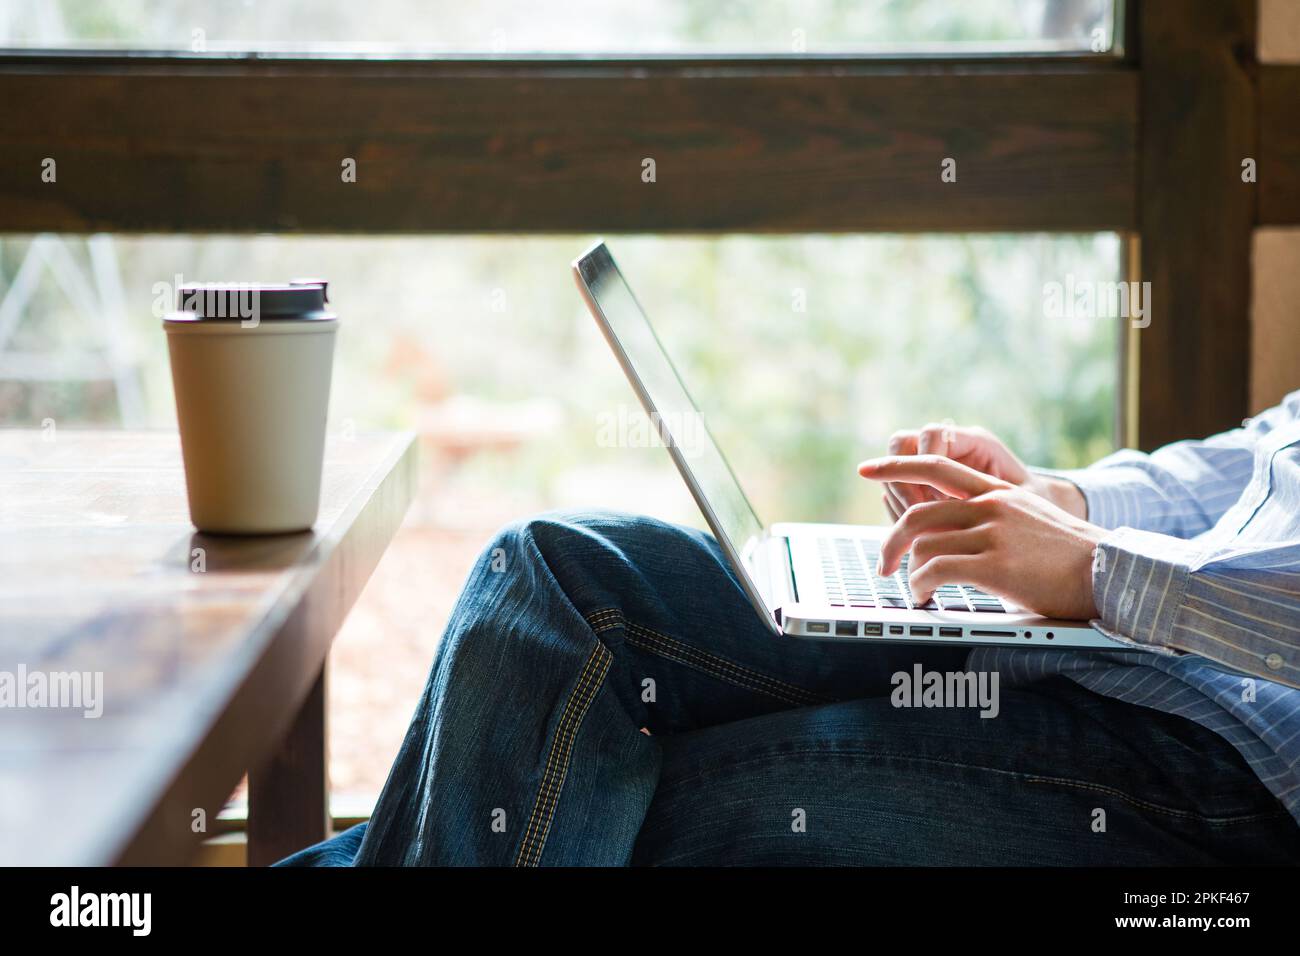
left=1089, top=527, right=1206, bottom=656
left=1034, top=453, right=1157, bottom=530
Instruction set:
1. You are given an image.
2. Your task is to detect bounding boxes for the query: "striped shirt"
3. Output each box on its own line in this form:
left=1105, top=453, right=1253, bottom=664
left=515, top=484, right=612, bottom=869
left=969, top=389, right=1300, bottom=824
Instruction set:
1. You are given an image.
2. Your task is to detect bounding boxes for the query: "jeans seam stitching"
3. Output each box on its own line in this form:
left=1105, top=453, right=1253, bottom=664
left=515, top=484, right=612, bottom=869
left=514, top=643, right=611, bottom=866
left=1021, top=775, right=1289, bottom=825
left=515, top=645, right=607, bottom=867
left=628, top=622, right=834, bottom=705
left=585, top=608, right=833, bottom=706
left=623, top=629, right=815, bottom=707
left=624, top=631, right=809, bottom=707
left=526, top=649, right=613, bottom=865
left=632, top=620, right=826, bottom=699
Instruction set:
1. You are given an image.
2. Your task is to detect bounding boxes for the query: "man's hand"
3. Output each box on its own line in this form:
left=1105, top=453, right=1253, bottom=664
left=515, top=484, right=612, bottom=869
left=859, top=456, right=1105, bottom=621
left=881, top=423, right=1086, bottom=521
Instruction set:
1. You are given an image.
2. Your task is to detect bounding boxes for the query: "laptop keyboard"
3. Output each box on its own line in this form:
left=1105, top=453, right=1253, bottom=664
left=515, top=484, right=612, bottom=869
left=819, top=537, right=1008, bottom=613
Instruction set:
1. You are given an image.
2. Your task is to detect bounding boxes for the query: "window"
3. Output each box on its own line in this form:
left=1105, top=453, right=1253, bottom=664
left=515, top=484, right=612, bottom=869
left=0, top=0, right=1117, bottom=54
left=0, top=231, right=1120, bottom=802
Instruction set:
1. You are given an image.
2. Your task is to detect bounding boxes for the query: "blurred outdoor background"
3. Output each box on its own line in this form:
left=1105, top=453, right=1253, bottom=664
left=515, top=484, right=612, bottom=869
left=0, top=0, right=1120, bottom=812
left=1, top=0, right=1113, bottom=52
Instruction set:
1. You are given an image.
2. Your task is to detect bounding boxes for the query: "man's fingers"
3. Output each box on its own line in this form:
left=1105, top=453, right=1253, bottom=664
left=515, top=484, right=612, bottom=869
left=883, top=483, right=930, bottom=519
left=859, top=455, right=1007, bottom=500
left=884, top=433, right=929, bottom=509
left=885, top=483, right=915, bottom=520
left=916, top=422, right=954, bottom=458
left=878, top=499, right=983, bottom=574
left=917, top=423, right=993, bottom=462
left=909, top=528, right=988, bottom=570
left=908, top=554, right=991, bottom=605
left=888, top=479, right=932, bottom=510
left=887, top=430, right=919, bottom=457
left=878, top=426, right=998, bottom=515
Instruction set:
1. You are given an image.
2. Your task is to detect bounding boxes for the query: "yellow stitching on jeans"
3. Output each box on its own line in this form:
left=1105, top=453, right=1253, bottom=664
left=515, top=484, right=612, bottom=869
left=585, top=609, right=622, bottom=630
left=623, top=632, right=805, bottom=706
left=518, top=646, right=612, bottom=867
left=522, top=649, right=613, bottom=866
left=585, top=608, right=831, bottom=704
left=515, top=647, right=603, bottom=865
left=514, top=646, right=606, bottom=866
left=587, top=608, right=824, bottom=701
left=1023, top=775, right=1289, bottom=824
left=515, top=647, right=603, bottom=866
left=527, top=652, right=611, bottom=864
left=627, top=619, right=828, bottom=701
left=626, top=626, right=807, bottom=700
left=614, top=613, right=804, bottom=697
left=625, top=622, right=831, bottom=704
left=622, top=631, right=809, bottom=707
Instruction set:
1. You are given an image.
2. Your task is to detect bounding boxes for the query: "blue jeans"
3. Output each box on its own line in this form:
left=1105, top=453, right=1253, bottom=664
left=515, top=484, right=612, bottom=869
left=279, top=511, right=1299, bottom=866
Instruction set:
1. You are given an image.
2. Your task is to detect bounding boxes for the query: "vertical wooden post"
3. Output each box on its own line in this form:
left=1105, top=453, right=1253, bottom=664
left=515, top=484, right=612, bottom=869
left=247, top=666, right=330, bottom=866
left=1136, top=0, right=1258, bottom=450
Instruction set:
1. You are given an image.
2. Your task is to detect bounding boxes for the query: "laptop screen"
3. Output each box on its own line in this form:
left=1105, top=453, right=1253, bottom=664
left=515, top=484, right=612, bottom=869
left=575, top=242, right=766, bottom=566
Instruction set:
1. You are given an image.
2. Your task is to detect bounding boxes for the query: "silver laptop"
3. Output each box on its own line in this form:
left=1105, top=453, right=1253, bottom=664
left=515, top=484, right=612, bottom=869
left=574, top=241, right=1122, bottom=650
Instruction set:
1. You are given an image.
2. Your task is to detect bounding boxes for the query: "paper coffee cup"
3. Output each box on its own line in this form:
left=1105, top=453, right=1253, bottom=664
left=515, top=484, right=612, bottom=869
left=163, top=282, right=337, bottom=534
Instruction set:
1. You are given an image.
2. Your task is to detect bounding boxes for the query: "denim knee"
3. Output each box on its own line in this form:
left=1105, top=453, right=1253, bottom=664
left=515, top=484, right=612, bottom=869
left=486, top=510, right=684, bottom=569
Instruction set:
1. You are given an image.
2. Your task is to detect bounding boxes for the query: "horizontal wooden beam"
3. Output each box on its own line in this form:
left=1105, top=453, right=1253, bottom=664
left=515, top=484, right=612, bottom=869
left=1259, top=64, right=1300, bottom=225
left=0, top=55, right=1137, bottom=233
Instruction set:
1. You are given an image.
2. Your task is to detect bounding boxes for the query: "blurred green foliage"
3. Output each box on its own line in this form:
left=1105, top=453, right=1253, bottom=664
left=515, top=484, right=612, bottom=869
left=0, top=234, right=1119, bottom=530
left=2, top=0, right=1111, bottom=52
left=1, top=1, right=1119, bottom=527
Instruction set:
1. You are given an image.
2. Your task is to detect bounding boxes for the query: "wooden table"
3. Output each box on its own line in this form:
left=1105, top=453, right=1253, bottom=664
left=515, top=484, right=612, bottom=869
left=0, top=429, right=416, bottom=865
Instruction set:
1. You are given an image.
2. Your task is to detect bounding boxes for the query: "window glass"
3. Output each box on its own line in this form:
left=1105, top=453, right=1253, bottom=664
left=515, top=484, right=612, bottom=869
left=0, top=0, right=1117, bottom=54
left=0, top=231, right=1121, bottom=802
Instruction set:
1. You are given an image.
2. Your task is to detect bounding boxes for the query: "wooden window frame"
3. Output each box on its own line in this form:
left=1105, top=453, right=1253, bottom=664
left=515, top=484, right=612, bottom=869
left=0, top=0, right=1294, bottom=448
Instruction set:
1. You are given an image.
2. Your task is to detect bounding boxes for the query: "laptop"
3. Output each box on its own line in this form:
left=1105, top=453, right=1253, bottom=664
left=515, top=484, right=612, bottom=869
left=573, top=241, right=1122, bottom=650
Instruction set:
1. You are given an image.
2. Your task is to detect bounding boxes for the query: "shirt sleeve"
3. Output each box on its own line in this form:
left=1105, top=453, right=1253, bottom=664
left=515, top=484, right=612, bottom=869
left=1066, top=391, right=1300, bottom=684
left=1088, top=515, right=1300, bottom=689
left=1039, top=402, right=1299, bottom=538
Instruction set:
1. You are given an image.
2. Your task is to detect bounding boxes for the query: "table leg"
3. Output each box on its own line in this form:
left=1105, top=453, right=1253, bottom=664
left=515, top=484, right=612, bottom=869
left=248, top=665, right=330, bottom=866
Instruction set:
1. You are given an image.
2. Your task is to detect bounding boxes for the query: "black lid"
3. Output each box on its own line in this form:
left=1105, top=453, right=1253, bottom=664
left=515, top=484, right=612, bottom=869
left=169, top=280, right=334, bottom=321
